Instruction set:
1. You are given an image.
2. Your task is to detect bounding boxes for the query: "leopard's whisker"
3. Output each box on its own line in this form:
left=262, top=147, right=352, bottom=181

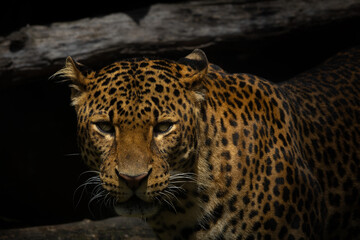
left=88, top=188, right=107, bottom=216
left=73, top=172, right=102, bottom=209
left=164, top=189, right=179, bottom=202
left=64, top=153, right=81, bottom=157
left=158, top=192, right=177, bottom=213
left=79, top=170, right=101, bottom=177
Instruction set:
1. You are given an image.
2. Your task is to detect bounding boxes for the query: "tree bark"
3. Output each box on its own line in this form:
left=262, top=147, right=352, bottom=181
left=0, top=217, right=156, bottom=240
left=0, top=0, right=360, bottom=85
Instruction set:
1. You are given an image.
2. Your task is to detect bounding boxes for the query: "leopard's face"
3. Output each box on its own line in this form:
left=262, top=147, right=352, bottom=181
left=57, top=51, right=208, bottom=217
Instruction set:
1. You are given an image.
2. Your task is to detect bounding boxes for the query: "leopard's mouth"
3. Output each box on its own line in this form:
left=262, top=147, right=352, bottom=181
left=114, top=196, right=160, bottom=217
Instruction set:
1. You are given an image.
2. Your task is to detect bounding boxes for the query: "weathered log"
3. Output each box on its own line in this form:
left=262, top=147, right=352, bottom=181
left=1, top=0, right=360, bottom=85
left=0, top=217, right=156, bottom=240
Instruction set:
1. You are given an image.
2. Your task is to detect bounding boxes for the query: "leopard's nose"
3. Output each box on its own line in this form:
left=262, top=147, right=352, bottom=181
left=115, top=169, right=150, bottom=190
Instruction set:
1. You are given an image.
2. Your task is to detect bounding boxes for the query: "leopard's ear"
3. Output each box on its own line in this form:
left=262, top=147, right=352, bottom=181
left=178, top=49, right=208, bottom=90
left=53, top=57, right=91, bottom=107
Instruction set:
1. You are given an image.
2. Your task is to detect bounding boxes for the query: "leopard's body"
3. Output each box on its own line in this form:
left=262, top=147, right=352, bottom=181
left=56, top=47, right=360, bottom=239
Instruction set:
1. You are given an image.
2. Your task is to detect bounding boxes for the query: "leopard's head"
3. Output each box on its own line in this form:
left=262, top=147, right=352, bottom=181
left=56, top=50, right=208, bottom=217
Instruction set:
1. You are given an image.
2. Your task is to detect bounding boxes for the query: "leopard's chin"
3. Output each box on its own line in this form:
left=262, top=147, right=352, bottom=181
left=114, top=196, right=160, bottom=218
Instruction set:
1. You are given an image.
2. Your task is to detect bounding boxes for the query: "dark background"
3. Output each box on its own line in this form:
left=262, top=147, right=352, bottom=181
left=0, top=0, right=360, bottom=230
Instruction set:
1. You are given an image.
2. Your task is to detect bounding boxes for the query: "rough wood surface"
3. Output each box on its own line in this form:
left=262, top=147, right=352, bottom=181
left=0, top=217, right=156, bottom=240
left=1, top=0, right=360, bottom=85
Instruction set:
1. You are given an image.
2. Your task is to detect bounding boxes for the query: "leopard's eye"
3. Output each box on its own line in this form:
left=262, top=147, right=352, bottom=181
left=153, top=122, right=174, bottom=135
left=94, top=121, right=115, bottom=135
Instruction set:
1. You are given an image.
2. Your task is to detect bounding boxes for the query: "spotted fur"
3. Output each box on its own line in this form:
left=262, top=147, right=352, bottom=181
left=55, top=47, right=360, bottom=239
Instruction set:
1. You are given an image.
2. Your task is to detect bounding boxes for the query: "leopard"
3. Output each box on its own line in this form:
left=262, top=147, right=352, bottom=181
left=54, top=47, right=360, bottom=239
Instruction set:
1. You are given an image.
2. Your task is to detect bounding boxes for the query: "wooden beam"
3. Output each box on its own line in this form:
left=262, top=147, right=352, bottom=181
left=0, top=217, right=156, bottom=240
left=0, top=0, right=359, bottom=85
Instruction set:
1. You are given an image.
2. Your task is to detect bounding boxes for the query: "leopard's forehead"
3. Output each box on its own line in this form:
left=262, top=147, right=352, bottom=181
left=82, top=58, right=192, bottom=126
